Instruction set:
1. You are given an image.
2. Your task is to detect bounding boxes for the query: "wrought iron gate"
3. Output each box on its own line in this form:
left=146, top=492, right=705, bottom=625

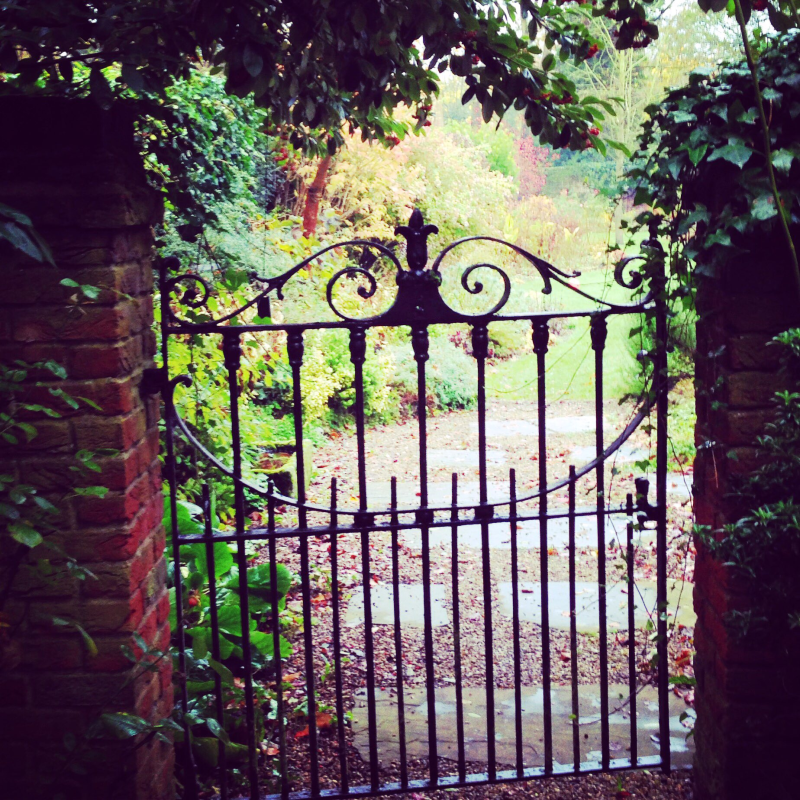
left=160, top=210, right=672, bottom=800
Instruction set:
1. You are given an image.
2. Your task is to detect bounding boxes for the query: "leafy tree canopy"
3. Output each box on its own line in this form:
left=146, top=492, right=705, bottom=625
left=0, top=0, right=661, bottom=156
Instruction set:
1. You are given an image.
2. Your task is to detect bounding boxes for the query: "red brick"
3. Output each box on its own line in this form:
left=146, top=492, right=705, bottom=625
left=73, top=410, right=146, bottom=450
left=156, top=590, right=171, bottom=626
left=87, top=635, right=135, bottom=672
left=13, top=301, right=138, bottom=343
left=69, top=336, right=143, bottom=379
left=76, top=471, right=152, bottom=525
left=19, top=636, right=84, bottom=671
left=82, top=590, right=144, bottom=634
left=725, top=370, right=782, bottom=408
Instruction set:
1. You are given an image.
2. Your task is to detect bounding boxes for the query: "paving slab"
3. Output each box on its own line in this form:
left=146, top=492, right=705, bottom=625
left=496, top=580, right=695, bottom=632
left=366, top=480, right=510, bottom=507
left=428, top=449, right=507, bottom=467
left=666, top=473, right=692, bottom=500
left=569, top=445, right=648, bottom=465
left=545, top=415, right=599, bottom=434
left=399, top=513, right=644, bottom=551
left=345, top=584, right=450, bottom=628
left=352, top=684, right=693, bottom=769
left=470, top=420, right=539, bottom=437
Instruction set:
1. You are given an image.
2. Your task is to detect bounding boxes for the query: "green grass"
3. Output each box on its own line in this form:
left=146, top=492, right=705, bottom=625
left=486, top=269, right=642, bottom=402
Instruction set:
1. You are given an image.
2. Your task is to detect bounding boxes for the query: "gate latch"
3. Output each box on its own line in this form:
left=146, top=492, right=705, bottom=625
left=141, top=367, right=167, bottom=396
left=634, top=477, right=658, bottom=521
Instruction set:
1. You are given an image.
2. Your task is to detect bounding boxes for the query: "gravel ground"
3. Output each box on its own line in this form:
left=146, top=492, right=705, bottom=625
left=230, top=399, right=696, bottom=799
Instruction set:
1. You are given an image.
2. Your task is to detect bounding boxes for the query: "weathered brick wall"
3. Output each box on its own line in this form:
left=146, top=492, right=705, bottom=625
left=0, top=99, right=173, bottom=799
left=693, top=246, right=800, bottom=800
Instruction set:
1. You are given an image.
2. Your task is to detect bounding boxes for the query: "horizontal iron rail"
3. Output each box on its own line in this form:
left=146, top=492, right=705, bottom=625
left=175, top=504, right=639, bottom=544
left=229, top=757, right=671, bottom=800
left=163, top=302, right=652, bottom=336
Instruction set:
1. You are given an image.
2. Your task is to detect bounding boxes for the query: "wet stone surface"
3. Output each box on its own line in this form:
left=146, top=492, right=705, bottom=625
left=345, top=583, right=450, bottom=628
left=428, top=449, right=507, bottom=467
left=352, top=684, right=693, bottom=769
left=398, top=513, right=649, bottom=551
left=495, top=581, right=695, bottom=633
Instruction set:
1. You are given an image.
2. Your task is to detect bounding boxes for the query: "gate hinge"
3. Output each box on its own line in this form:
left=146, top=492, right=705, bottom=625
left=634, top=477, right=658, bottom=522
left=141, top=367, right=168, bottom=396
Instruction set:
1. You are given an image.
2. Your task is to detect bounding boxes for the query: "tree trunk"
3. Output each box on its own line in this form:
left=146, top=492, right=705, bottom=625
left=302, top=154, right=332, bottom=238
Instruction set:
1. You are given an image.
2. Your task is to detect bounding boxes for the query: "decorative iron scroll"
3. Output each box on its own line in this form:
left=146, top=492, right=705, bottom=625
left=161, top=208, right=653, bottom=329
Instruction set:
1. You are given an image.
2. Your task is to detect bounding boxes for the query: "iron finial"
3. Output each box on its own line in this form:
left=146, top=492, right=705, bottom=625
left=395, top=208, right=439, bottom=272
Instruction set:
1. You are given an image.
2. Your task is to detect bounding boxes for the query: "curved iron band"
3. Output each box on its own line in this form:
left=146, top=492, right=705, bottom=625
left=163, top=240, right=403, bottom=327
left=166, top=373, right=657, bottom=518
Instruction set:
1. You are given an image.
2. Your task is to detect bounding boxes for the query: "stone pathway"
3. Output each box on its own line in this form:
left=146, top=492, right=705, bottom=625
left=303, top=400, right=695, bottom=776
left=352, top=685, right=693, bottom=768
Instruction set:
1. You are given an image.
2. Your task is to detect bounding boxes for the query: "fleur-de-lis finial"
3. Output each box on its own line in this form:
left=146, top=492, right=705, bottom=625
left=395, top=208, right=439, bottom=272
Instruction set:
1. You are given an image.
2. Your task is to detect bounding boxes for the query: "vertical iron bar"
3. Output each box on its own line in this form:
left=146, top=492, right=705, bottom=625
left=223, top=332, right=260, bottom=798
left=329, top=479, right=349, bottom=793
left=389, top=478, right=408, bottom=789
left=350, top=328, right=379, bottom=791
left=451, top=473, right=466, bottom=782
left=654, top=265, right=671, bottom=772
left=568, top=466, right=580, bottom=772
left=412, top=325, right=438, bottom=785
left=472, top=323, right=496, bottom=780
left=533, top=321, right=552, bottom=774
left=163, top=386, right=198, bottom=797
left=590, top=314, right=610, bottom=771
left=160, top=258, right=198, bottom=799
left=626, top=491, right=638, bottom=767
left=287, top=330, right=320, bottom=796
left=202, top=484, right=228, bottom=800
left=509, top=469, right=524, bottom=778
left=267, top=484, right=289, bottom=797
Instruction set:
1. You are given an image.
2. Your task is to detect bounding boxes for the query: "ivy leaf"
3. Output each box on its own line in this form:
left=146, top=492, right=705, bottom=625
left=688, top=143, right=708, bottom=166
left=751, top=194, right=777, bottom=221
left=9, top=522, right=43, bottom=548
left=772, top=149, right=795, bottom=174
left=243, top=45, right=263, bottom=78
left=100, top=712, right=152, bottom=739
left=707, top=142, right=754, bottom=169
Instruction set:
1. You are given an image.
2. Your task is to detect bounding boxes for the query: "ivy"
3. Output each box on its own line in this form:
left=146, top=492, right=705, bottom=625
left=624, top=28, right=800, bottom=302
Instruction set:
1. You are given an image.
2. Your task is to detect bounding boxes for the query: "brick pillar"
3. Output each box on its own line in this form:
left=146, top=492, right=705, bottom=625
left=0, top=99, right=173, bottom=799
left=693, top=239, right=800, bottom=800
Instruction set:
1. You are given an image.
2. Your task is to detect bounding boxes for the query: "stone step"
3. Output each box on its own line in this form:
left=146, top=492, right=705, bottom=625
left=343, top=580, right=695, bottom=633
left=352, top=684, right=693, bottom=769
left=497, top=581, right=660, bottom=633
left=399, top=514, right=649, bottom=552
left=345, top=584, right=450, bottom=628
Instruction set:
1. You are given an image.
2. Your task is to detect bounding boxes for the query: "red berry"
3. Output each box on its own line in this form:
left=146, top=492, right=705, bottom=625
left=753, top=0, right=767, bottom=8
left=423, top=120, right=432, bottom=126
left=587, top=44, right=599, bottom=58
left=589, top=127, right=600, bottom=136
left=472, top=55, right=481, bottom=64
left=188, top=595, right=200, bottom=608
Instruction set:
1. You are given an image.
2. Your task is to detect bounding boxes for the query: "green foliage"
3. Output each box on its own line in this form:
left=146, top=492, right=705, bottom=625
left=0, top=0, right=658, bottom=173
left=0, top=202, right=54, bottom=264
left=445, top=121, right=519, bottom=178
left=389, top=336, right=478, bottom=413
left=166, top=497, right=294, bottom=665
left=166, top=497, right=295, bottom=780
left=699, top=329, right=800, bottom=639
left=143, top=71, right=269, bottom=232
left=625, top=30, right=800, bottom=293
left=0, top=359, right=105, bottom=622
